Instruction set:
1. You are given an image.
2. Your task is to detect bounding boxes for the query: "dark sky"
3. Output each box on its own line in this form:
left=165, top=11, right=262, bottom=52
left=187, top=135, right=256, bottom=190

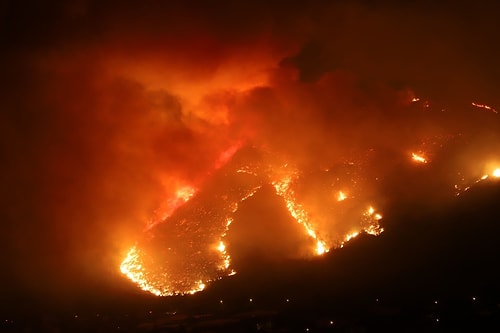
left=1, top=0, right=500, bottom=309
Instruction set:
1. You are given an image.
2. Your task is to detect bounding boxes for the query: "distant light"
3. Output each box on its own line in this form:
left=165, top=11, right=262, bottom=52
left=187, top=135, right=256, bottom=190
left=436, top=318, right=440, bottom=323
left=434, top=300, right=438, bottom=304
left=249, top=298, right=253, bottom=302
left=286, top=298, right=290, bottom=302
left=219, top=300, right=223, bottom=304
left=472, top=297, right=476, bottom=301
left=329, top=320, right=334, bottom=325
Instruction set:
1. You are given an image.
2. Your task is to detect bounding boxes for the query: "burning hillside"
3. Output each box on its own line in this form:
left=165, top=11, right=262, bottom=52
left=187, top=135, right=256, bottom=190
left=121, top=92, right=500, bottom=296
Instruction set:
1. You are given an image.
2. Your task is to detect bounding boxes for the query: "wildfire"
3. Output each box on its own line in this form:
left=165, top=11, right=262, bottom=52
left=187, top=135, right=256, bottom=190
left=472, top=102, right=498, bottom=113
left=120, top=245, right=211, bottom=296
left=272, top=171, right=330, bottom=255
left=362, top=206, right=384, bottom=235
left=120, top=171, right=262, bottom=296
left=345, top=231, right=359, bottom=242
left=340, top=231, right=360, bottom=248
left=411, top=152, right=428, bottom=164
left=120, top=156, right=393, bottom=296
left=217, top=217, right=237, bottom=272
left=115, top=83, right=500, bottom=299
left=120, top=246, right=163, bottom=296
left=454, top=165, right=500, bottom=196
left=217, top=240, right=226, bottom=253
left=493, top=168, right=500, bottom=178
left=146, top=185, right=196, bottom=231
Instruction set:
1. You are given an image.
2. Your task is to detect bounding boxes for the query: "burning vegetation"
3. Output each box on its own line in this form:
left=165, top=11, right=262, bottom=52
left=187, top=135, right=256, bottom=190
left=4, top=1, right=500, bottom=303
left=121, top=90, right=500, bottom=296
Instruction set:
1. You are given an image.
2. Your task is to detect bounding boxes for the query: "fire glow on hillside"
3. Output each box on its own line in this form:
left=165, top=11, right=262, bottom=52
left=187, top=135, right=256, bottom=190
left=120, top=155, right=385, bottom=296
left=121, top=92, right=500, bottom=296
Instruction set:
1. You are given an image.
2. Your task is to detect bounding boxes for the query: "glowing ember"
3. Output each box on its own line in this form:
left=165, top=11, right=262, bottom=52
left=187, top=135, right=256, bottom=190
left=411, top=152, right=428, bottom=164
left=337, top=191, right=347, bottom=201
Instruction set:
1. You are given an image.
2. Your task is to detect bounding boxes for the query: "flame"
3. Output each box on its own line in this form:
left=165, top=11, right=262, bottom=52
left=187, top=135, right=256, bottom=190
left=493, top=168, right=500, bottom=178
left=176, top=187, right=196, bottom=202
left=146, top=185, right=196, bottom=231
left=272, top=170, right=330, bottom=255
left=119, top=92, right=500, bottom=298
left=217, top=241, right=226, bottom=253
left=315, top=240, right=328, bottom=255
left=454, top=164, right=500, bottom=196
left=120, top=246, right=162, bottom=296
left=217, top=217, right=236, bottom=271
left=472, top=102, right=498, bottom=113
left=120, top=181, right=260, bottom=296
left=345, top=231, right=359, bottom=242
left=120, top=246, right=209, bottom=296
left=340, top=231, right=360, bottom=247
left=362, top=206, right=384, bottom=236
left=411, top=152, right=428, bottom=164
left=120, top=160, right=390, bottom=296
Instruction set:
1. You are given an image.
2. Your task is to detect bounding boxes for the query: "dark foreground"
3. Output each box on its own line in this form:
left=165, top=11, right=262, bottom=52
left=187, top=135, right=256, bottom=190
left=2, top=290, right=500, bottom=333
left=3, top=182, right=500, bottom=332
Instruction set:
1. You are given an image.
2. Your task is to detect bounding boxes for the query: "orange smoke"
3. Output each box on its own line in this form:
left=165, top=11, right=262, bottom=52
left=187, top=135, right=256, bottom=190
left=3, top=1, right=500, bottom=302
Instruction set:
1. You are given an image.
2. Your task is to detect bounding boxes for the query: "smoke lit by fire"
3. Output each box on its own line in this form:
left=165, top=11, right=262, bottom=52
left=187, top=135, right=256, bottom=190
left=120, top=90, right=500, bottom=296
left=4, top=1, right=500, bottom=302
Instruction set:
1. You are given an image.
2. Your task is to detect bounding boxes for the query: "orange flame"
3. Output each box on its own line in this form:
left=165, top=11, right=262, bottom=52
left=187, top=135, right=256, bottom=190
left=411, top=152, right=428, bottom=164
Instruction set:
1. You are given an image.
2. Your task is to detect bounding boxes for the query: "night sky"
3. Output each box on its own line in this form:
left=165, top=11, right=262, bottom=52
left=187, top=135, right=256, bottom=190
left=2, top=0, right=500, bottom=316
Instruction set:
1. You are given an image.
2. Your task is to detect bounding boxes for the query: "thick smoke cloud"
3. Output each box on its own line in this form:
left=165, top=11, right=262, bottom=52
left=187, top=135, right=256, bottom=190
left=1, top=0, right=500, bottom=303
